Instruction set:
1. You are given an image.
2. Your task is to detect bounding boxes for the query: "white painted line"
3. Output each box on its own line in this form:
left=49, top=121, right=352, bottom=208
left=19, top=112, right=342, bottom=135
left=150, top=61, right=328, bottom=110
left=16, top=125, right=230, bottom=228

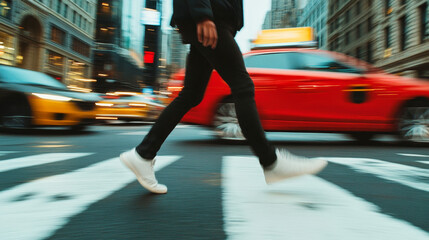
left=0, top=153, right=93, bottom=173
left=324, top=157, right=429, bottom=193
left=418, top=161, right=429, bottom=165
left=397, top=153, right=429, bottom=158
left=0, top=151, right=18, bottom=157
left=176, top=124, right=196, bottom=129
left=0, top=155, right=180, bottom=240
left=119, top=131, right=148, bottom=135
left=222, top=156, right=429, bottom=240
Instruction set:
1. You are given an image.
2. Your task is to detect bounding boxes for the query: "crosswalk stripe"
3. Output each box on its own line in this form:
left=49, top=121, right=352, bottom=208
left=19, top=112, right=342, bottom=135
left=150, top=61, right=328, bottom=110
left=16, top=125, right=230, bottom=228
left=222, top=156, right=429, bottom=240
left=0, top=153, right=94, bottom=173
left=0, top=155, right=180, bottom=240
left=324, top=157, right=429, bottom=193
left=397, top=153, right=429, bottom=158
left=0, top=151, right=17, bottom=157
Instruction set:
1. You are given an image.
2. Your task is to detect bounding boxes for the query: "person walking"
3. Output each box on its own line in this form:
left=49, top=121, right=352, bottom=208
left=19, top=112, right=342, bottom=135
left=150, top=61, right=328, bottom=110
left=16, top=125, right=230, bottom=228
left=120, top=0, right=328, bottom=194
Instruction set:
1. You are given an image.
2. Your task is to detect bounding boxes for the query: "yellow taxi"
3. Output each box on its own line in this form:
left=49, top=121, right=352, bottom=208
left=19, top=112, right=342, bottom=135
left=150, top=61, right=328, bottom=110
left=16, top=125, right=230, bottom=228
left=0, top=65, right=100, bottom=130
left=95, top=92, right=165, bottom=122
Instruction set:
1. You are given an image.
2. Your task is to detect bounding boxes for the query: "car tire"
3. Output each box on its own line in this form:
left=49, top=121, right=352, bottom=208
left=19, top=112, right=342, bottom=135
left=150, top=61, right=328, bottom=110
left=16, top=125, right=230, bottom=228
left=347, top=132, right=375, bottom=142
left=213, top=102, right=245, bottom=140
left=0, top=96, right=32, bottom=129
left=70, top=124, right=87, bottom=131
left=397, top=101, right=429, bottom=144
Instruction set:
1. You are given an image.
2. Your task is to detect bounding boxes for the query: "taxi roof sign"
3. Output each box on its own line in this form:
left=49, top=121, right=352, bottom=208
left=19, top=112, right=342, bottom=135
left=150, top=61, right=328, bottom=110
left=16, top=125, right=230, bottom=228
left=251, top=27, right=317, bottom=50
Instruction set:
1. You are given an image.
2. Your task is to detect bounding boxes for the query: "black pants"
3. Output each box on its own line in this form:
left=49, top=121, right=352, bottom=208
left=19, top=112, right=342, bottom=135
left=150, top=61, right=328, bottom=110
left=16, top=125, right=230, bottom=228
left=136, top=23, right=276, bottom=167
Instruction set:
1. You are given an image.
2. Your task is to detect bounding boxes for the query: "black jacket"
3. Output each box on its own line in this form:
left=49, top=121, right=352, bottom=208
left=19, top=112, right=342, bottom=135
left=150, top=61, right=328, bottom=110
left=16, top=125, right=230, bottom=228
left=170, top=0, right=244, bottom=31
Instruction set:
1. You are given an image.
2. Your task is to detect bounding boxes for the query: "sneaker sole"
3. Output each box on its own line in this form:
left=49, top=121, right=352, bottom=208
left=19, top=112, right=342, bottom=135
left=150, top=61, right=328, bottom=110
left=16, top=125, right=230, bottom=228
left=120, top=153, right=167, bottom=194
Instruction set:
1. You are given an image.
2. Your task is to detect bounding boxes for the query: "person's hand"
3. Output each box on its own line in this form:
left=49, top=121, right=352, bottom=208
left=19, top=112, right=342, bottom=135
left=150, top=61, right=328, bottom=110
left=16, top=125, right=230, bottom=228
left=197, top=19, right=218, bottom=49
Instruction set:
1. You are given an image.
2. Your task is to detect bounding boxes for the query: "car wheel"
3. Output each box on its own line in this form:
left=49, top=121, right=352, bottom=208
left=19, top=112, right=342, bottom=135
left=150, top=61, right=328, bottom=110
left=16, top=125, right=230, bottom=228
left=213, top=102, right=245, bottom=140
left=348, top=132, right=375, bottom=142
left=0, top=98, right=32, bottom=129
left=397, top=104, right=429, bottom=143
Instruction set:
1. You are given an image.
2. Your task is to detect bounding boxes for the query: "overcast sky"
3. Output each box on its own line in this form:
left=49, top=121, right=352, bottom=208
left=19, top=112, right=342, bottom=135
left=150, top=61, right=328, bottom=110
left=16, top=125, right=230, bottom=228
left=162, top=0, right=308, bottom=53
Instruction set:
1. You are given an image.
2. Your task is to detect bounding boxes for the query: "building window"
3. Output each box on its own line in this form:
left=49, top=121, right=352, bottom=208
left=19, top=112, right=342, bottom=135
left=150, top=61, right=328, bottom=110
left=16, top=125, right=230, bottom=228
left=73, top=10, right=77, bottom=24
left=0, top=0, right=12, bottom=19
left=385, top=26, right=391, bottom=48
left=356, top=24, right=361, bottom=39
left=367, top=42, right=372, bottom=63
left=356, top=46, right=361, bottom=59
left=345, top=9, right=350, bottom=23
left=420, top=3, right=428, bottom=43
left=385, top=0, right=392, bottom=16
left=57, top=0, right=62, bottom=13
left=47, top=50, right=64, bottom=68
left=71, top=37, right=91, bottom=57
left=66, top=59, right=89, bottom=90
left=101, top=2, right=112, bottom=14
left=367, top=16, right=372, bottom=32
left=345, top=31, right=350, bottom=45
left=399, top=16, right=407, bottom=51
left=63, top=4, right=68, bottom=18
left=356, top=1, right=361, bottom=15
left=0, top=30, right=15, bottom=66
left=50, top=25, right=65, bottom=45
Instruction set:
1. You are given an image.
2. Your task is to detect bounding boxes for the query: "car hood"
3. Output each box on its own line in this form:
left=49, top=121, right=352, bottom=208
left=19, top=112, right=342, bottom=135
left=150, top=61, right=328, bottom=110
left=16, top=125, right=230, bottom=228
left=1, top=83, right=101, bottom=102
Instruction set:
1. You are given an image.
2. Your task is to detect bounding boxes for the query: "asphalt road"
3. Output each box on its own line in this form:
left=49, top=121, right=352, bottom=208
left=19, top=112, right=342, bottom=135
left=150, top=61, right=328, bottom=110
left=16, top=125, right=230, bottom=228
left=0, top=124, right=428, bottom=240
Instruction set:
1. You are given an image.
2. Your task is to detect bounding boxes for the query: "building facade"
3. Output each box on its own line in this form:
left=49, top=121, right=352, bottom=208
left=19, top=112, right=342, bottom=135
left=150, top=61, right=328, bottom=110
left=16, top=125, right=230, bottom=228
left=327, top=0, right=375, bottom=64
left=263, top=0, right=299, bottom=29
left=372, top=0, right=429, bottom=78
left=327, top=0, right=429, bottom=79
left=298, top=0, right=328, bottom=49
left=0, top=0, right=97, bottom=90
left=93, top=0, right=152, bottom=93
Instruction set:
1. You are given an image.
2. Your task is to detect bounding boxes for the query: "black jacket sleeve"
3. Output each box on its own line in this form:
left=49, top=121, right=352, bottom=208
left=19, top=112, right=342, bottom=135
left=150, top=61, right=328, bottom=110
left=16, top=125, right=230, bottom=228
left=185, top=0, right=214, bottom=23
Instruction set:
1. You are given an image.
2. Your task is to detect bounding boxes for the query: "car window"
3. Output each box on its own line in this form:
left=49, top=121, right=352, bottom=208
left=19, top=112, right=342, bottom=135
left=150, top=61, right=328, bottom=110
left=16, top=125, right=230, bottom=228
left=297, top=52, right=362, bottom=73
left=244, top=52, right=300, bottom=70
left=0, top=66, right=68, bottom=89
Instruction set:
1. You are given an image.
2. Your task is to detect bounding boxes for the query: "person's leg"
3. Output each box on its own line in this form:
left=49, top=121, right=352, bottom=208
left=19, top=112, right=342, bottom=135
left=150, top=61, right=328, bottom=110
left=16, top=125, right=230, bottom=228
left=184, top=25, right=327, bottom=182
left=136, top=46, right=213, bottom=159
left=184, top=25, right=277, bottom=168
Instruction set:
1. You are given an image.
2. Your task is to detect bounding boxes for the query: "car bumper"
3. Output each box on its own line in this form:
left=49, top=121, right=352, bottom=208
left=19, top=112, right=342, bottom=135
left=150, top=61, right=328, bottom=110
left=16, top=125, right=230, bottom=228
left=29, top=96, right=97, bottom=126
left=95, top=107, right=149, bottom=121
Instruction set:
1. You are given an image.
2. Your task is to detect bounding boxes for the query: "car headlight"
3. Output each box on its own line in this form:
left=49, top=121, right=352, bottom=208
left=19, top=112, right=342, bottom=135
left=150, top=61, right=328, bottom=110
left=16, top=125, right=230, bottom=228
left=96, top=102, right=114, bottom=107
left=32, top=93, right=73, bottom=102
left=128, top=103, right=147, bottom=107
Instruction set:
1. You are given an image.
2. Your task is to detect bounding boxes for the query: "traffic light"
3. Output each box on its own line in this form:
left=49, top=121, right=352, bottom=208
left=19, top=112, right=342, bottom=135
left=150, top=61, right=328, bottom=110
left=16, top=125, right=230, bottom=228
left=143, top=0, right=161, bottom=86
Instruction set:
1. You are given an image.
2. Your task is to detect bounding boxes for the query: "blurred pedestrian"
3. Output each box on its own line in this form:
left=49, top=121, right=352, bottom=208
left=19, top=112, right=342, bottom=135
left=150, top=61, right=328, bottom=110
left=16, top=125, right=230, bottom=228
left=120, top=0, right=327, bottom=194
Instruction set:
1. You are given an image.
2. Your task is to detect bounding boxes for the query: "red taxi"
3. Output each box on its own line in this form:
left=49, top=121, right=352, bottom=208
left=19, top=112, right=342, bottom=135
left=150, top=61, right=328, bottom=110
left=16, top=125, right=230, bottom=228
left=167, top=28, right=429, bottom=143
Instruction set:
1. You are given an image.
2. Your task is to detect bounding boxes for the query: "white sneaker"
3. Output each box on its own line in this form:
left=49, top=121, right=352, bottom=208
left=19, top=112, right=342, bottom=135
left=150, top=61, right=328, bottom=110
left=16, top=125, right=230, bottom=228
left=264, top=148, right=328, bottom=184
left=120, top=148, right=167, bottom=194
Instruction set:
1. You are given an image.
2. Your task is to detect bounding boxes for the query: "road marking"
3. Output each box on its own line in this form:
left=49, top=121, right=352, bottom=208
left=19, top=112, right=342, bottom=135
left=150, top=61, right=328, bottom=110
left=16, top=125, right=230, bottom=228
left=0, top=153, right=93, bottom=173
left=324, top=157, right=429, bottom=193
left=0, top=151, right=18, bottom=157
left=175, top=124, right=196, bottom=129
left=397, top=153, right=429, bottom=158
left=119, top=131, right=148, bottom=135
left=0, top=155, right=180, bottom=240
left=222, top=156, right=429, bottom=240
left=418, top=161, right=429, bottom=165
